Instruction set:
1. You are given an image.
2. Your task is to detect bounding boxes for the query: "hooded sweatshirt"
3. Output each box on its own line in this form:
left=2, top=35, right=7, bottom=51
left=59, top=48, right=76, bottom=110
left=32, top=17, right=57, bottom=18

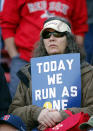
left=1, top=0, right=88, bottom=62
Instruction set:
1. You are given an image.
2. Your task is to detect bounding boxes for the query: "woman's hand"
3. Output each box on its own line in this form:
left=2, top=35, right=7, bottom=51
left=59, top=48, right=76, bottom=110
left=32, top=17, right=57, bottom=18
left=38, top=109, right=56, bottom=128
left=37, top=109, right=62, bottom=130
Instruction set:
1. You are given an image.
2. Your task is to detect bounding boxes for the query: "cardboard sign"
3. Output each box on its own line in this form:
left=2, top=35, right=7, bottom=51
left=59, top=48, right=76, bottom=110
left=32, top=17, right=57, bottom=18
left=31, top=53, right=81, bottom=111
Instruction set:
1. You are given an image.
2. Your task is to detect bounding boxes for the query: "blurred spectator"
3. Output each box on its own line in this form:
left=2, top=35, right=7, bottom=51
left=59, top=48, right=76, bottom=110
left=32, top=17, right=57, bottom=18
left=0, top=65, right=12, bottom=117
left=0, top=114, right=26, bottom=131
left=84, top=0, right=93, bottom=65
left=1, top=0, right=88, bottom=98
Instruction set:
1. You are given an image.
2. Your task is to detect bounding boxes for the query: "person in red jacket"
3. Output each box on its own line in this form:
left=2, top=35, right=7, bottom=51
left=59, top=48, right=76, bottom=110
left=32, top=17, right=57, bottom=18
left=0, top=0, right=88, bottom=98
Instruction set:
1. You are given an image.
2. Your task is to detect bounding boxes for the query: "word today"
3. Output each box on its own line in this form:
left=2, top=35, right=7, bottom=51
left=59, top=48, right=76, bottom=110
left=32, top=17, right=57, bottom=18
left=36, top=59, right=74, bottom=73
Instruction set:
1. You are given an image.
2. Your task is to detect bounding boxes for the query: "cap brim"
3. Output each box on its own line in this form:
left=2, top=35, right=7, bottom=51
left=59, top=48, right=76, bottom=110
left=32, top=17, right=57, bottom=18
left=40, top=25, right=62, bottom=36
left=79, top=122, right=93, bottom=129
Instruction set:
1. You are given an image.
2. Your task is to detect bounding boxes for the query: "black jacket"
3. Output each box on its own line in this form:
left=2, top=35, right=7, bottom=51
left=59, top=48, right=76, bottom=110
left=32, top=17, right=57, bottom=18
left=0, top=65, right=12, bottom=117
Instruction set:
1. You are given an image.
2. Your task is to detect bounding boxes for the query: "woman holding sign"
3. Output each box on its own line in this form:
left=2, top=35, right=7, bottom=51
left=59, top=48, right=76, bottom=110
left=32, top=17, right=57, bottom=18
left=8, top=17, right=93, bottom=131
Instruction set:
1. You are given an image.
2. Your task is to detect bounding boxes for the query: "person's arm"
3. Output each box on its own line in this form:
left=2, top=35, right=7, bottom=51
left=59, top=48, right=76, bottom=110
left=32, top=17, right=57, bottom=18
left=75, top=35, right=84, bottom=48
left=8, top=81, right=45, bottom=130
left=4, top=37, right=19, bottom=58
left=1, top=0, right=20, bottom=52
left=8, top=81, right=63, bottom=130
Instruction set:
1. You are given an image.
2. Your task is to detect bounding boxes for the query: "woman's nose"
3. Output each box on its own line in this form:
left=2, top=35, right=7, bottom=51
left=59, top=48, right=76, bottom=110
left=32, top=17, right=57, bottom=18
left=49, top=34, right=55, bottom=39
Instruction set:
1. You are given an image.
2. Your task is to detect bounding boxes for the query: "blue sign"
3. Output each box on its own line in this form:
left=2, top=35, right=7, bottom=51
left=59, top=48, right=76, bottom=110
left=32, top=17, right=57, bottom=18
left=31, top=53, right=81, bottom=111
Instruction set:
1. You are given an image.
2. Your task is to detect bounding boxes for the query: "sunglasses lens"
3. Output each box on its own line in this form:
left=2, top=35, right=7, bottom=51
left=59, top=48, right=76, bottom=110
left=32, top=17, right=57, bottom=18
left=53, top=32, right=63, bottom=37
left=42, top=31, right=51, bottom=39
left=42, top=31, right=66, bottom=39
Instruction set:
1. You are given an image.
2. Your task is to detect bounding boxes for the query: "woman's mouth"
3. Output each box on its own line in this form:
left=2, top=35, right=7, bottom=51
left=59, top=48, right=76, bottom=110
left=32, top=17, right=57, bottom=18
left=49, top=44, right=57, bottom=48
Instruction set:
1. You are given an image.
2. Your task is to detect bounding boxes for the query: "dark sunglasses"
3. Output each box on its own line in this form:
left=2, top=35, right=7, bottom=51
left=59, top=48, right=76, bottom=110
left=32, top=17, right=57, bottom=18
left=42, top=31, right=66, bottom=39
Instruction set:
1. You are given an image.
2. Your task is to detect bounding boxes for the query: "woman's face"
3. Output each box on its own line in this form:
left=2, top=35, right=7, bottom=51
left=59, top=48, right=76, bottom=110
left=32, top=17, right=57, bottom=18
left=43, top=29, right=67, bottom=55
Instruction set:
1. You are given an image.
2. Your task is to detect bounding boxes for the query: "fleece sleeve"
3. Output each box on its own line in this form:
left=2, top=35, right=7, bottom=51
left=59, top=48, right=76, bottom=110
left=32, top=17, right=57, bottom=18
left=1, top=0, right=20, bottom=39
left=8, top=81, right=44, bottom=130
left=71, top=0, right=88, bottom=36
